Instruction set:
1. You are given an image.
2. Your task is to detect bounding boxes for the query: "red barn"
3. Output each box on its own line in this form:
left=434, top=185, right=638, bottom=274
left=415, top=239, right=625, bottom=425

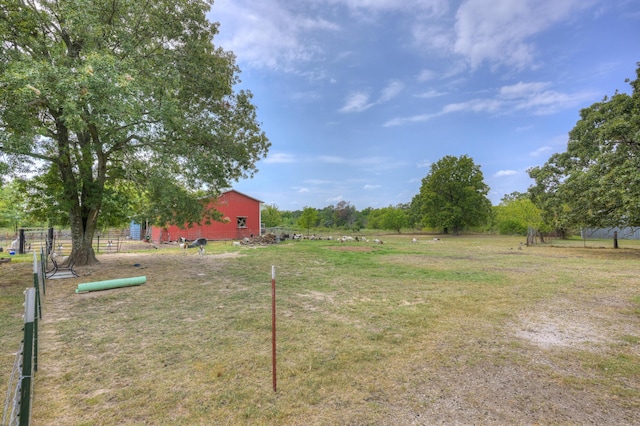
left=150, top=190, right=263, bottom=243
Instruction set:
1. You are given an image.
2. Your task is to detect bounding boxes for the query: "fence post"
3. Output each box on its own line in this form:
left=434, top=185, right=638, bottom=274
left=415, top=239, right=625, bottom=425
left=47, top=227, right=54, bottom=255
left=271, top=266, right=277, bottom=392
left=40, top=248, right=47, bottom=296
left=33, top=252, right=42, bottom=320
left=19, top=228, right=26, bottom=255
left=19, top=288, right=36, bottom=426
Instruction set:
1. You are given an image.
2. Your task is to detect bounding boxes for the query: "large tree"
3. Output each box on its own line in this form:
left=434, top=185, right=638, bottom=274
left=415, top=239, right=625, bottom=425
left=380, top=205, right=408, bottom=233
left=416, top=155, right=491, bottom=235
left=528, top=64, right=640, bottom=230
left=297, top=206, right=318, bottom=235
left=333, top=200, right=356, bottom=229
left=0, top=0, right=270, bottom=265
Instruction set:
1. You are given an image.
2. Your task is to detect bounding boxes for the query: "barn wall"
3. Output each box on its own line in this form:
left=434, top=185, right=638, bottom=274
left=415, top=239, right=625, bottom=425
left=150, top=190, right=262, bottom=242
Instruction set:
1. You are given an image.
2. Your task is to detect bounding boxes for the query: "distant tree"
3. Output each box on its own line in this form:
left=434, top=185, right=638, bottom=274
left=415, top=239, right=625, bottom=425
left=0, top=181, right=26, bottom=232
left=380, top=206, right=408, bottom=233
left=417, top=155, right=491, bottom=235
left=365, top=208, right=385, bottom=229
left=334, top=200, right=357, bottom=228
left=527, top=165, right=572, bottom=235
left=494, top=195, right=545, bottom=235
left=261, top=204, right=282, bottom=228
left=297, top=207, right=318, bottom=234
left=359, top=207, right=374, bottom=228
left=318, top=204, right=335, bottom=228
left=0, top=0, right=269, bottom=265
left=409, top=194, right=425, bottom=230
left=528, top=64, right=640, bottom=230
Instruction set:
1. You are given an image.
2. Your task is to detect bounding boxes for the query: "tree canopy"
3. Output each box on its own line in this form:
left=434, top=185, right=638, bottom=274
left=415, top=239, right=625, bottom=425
left=416, top=155, right=491, bottom=234
left=0, top=0, right=270, bottom=264
left=494, top=192, right=545, bottom=235
left=297, top=206, right=318, bottom=234
left=261, top=203, right=281, bottom=228
left=528, top=63, right=640, bottom=230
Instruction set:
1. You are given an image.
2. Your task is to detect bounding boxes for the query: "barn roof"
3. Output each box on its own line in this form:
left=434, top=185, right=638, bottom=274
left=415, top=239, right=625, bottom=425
left=221, top=189, right=264, bottom=204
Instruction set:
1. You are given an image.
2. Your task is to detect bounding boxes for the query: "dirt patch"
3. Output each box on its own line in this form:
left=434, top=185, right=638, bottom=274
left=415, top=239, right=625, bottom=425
left=513, top=297, right=637, bottom=351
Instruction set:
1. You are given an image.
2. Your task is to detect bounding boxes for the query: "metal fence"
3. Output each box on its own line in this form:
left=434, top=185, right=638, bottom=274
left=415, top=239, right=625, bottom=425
left=1, top=252, right=43, bottom=426
left=581, top=227, right=640, bottom=240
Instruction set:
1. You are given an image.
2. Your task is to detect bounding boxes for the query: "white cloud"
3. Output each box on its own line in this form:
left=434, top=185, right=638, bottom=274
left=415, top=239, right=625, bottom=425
left=339, top=92, right=375, bottom=113
left=339, top=81, right=403, bottom=113
left=327, top=195, right=344, bottom=203
left=304, top=179, right=335, bottom=185
left=326, top=0, right=449, bottom=17
left=494, top=170, right=518, bottom=177
left=297, top=187, right=310, bottom=193
left=499, top=82, right=551, bottom=98
left=417, top=69, right=437, bottom=82
left=385, top=81, right=597, bottom=126
left=384, top=112, right=439, bottom=127
left=530, top=146, right=553, bottom=157
left=453, top=0, right=593, bottom=70
left=379, top=81, right=404, bottom=102
left=415, top=90, right=447, bottom=99
left=212, top=0, right=339, bottom=70
left=412, top=24, right=454, bottom=53
left=498, top=81, right=596, bottom=115
left=363, top=184, right=381, bottom=190
left=214, top=0, right=451, bottom=72
left=264, top=153, right=296, bottom=163
left=442, top=98, right=502, bottom=114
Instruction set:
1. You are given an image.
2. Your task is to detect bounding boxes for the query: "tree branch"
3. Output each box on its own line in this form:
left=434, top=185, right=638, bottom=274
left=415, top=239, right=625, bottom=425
left=0, top=145, right=54, bottom=163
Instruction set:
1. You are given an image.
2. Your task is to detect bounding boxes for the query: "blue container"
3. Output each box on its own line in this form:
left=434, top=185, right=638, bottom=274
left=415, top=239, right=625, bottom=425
left=9, top=249, right=15, bottom=255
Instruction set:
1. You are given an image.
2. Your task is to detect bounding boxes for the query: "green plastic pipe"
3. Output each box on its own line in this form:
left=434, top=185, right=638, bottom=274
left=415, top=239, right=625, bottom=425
left=76, top=276, right=146, bottom=293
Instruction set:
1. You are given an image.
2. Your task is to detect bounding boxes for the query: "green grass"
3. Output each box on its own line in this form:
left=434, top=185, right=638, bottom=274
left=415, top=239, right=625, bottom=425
left=2, top=235, right=640, bottom=424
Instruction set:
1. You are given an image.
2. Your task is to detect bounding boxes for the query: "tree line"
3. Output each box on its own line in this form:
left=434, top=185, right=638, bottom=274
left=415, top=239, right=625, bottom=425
left=259, top=156, right=541, bottom=236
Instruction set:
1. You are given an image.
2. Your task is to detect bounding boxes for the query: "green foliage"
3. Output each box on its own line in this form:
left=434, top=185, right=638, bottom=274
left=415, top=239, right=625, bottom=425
left=416, top=155, right=491, bottom=234
left=366, top=205, right=408, bottom=232
left=297, top=206, right=318, bottom=233
left=0, top=0, right=270, bottom=264
left=366, top=208, right=384, bottom=230
left=0, top=181, right=26, bottom=231
left=382, top=207, right=407, bottom=233
left=528, top=63, right=640, bottom=229
left=333, top=201, right=357, bottom=229
left=261, top=204, right=282, bottom=228
left=494, top=195, right=546, bottom=236
left=317, top=205, right=335, bottom=227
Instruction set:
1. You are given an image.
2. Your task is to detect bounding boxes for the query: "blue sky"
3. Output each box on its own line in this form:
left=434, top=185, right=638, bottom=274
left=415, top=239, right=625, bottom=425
left=208, top=0, right=639, bottom=211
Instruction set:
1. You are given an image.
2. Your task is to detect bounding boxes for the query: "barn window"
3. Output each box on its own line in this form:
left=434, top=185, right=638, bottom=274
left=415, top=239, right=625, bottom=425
left=237, top=216, right=247, bottom=228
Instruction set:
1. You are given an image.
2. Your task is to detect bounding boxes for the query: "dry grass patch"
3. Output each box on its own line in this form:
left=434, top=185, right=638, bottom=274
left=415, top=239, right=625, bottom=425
left=1, top=236, right=639, bottom=424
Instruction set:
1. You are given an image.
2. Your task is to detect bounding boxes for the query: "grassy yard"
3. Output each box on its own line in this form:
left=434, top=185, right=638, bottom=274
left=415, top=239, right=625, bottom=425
left=1, top=235, right=639, bottom=425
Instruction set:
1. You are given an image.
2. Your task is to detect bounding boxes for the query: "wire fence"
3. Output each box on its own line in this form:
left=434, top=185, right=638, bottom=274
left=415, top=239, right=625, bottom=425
left=1, top=252, right=44, bottom=426
left=1, top=227, right=162, bottom=258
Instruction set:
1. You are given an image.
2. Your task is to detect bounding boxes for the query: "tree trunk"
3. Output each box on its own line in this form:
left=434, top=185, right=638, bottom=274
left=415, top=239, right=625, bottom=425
left=69, top=206, right=99, bottom=266
left=55, top=120, right=103, bottom=266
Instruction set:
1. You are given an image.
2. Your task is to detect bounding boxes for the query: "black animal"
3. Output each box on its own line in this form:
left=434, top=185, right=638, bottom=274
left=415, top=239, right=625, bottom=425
left=188, top=238, right=207, bottom=248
